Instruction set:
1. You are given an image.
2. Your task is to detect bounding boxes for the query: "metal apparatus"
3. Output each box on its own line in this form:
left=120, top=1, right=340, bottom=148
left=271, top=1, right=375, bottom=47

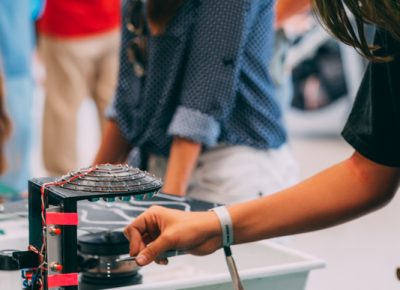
left=0, top=164, right=216, bottom=290
left=78, top=231, right=142, bottom=290
left=27, top=164, right=163, bottom=290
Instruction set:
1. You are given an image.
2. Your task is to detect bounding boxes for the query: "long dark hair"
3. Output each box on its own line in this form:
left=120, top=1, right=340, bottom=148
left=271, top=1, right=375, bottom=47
left=147, top=0, right=183, bottom=34
left=312, top=0, right=400, bottom=61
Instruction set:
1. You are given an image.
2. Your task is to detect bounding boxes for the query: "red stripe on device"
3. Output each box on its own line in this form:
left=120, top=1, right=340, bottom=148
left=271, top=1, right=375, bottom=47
left=46, top=212, right=79, bottom=226
left=47, top=273, right=79, bottom=288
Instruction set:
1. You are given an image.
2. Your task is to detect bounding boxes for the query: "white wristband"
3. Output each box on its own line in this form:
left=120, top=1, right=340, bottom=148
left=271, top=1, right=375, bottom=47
left=211, top=206, right=234, bottom=247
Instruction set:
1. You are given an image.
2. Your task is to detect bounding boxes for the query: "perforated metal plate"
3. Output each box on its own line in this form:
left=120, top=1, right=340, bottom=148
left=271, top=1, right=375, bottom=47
left=56, top=164, right=162, bottom=194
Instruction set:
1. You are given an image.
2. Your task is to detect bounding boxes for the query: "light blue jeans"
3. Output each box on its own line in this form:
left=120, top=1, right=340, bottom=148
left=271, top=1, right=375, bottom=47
left=0, top=78, right=33, bottom=195
left=0, top=0, right=36, bottom=195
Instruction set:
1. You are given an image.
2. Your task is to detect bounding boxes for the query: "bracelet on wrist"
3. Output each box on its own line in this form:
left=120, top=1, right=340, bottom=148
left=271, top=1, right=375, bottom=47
left=211, top=206, right=233, bottom=247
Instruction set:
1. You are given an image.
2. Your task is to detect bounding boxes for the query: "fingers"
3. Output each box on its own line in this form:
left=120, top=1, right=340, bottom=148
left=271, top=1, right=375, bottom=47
left=124, top=223, right=172, bottom=266
left=123, top=206, right=221, bottom=266
left=123, top=225, right=146, bottom=257
left=123, top=208, right=158, bottom=256
left=154, top=257, right=169, bottom=265
left=135, top=235, right=173, bottom=266
left=124, top=206, right=173, bottom=264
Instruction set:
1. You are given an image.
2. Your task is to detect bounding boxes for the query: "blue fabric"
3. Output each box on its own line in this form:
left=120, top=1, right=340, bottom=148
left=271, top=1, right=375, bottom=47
left=1, top=78, right=33, bottom=194
left=31, top=0, right=46, bottom=20
left=0, top=0, right=35, bottom=194
left=109, top=0, right=286, bottom=156
left=168, top=107, right=220, bottom=147
left=0, top=0, right=34, bottom=77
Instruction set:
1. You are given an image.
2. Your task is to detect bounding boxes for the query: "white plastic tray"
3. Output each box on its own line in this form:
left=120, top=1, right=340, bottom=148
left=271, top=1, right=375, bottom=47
left=0, top=219, right=324, bottom=290
left=114, top=241, right=325, bottom=290
left=0, top=219, right=29, bottom=290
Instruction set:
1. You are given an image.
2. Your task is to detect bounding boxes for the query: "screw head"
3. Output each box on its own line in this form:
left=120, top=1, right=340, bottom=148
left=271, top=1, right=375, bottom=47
left=50, top=263, right=63, bottom=272
left=49, top=226, right=62, bottom=236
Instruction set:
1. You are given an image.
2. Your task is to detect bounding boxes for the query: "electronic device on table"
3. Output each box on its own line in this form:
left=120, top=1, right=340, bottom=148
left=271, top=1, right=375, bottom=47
left=0, top=164, right=217, bottom=290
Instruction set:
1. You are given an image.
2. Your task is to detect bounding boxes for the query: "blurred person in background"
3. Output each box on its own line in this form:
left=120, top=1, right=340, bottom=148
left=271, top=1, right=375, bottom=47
left=94, top=0, right=299, bottom=205
left=271, top=0, right=310, bottom=110
left=275, top=0, right=310, bottom=27
left=0, top=66, right=13, bottom=202
left=37, top=0, right=122, bottom=176
left=122, top=0, right=400, bottom=268
left=0, top=0, right=42, bottom=197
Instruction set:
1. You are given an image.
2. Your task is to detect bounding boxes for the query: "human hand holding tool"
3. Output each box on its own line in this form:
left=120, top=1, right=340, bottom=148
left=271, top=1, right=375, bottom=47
left=123, top=206, right=221, bottom=266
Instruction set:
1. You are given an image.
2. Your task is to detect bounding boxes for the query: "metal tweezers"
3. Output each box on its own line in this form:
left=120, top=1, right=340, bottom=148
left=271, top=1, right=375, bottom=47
left=115, top=249, right=184, bottom=264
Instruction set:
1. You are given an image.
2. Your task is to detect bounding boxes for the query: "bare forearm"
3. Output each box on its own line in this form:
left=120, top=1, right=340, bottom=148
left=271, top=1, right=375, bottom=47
left=123, top=152, right=400, bottom=266
left=93, top=120, right=131, bottom=165
left=276, top=0, right=310, bottom=28
left=162, top=137, right=202, bottom=196
left=230, top=152, right=400, bottom=244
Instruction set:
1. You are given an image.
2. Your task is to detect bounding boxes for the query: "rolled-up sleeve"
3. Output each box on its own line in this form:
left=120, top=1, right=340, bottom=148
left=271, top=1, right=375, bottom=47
left=167, top=0, right=250, bottom=146
left=168, top=107, right=220, bottom=146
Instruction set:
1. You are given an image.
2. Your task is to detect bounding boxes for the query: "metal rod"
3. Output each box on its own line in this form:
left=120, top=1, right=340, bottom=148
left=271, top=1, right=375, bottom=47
left=116, top=249, right=185, bottom=263
left=115, top=256, right=138, bottom=263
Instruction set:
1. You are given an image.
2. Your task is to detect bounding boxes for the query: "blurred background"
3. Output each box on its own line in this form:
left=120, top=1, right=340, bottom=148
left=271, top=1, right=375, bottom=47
left=1, top=1, right=399, bottom=290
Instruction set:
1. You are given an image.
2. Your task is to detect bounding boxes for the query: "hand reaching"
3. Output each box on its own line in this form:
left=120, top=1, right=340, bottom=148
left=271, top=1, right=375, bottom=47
left=123, top=205, right=222, bottom=266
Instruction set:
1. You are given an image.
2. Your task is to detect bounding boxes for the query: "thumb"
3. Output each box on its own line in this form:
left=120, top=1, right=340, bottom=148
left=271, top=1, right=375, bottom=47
left=135, top=235, right=172, bottom=266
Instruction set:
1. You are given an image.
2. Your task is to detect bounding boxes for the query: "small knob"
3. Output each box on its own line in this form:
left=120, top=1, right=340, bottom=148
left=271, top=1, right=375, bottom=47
left=50, top=262, right=63, bottom=272
left=49, top=226, right=62, bottom=236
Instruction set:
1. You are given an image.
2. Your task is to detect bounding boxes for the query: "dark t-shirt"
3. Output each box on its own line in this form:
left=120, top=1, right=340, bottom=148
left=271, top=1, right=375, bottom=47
left=342, top=29, right=400, bottom=167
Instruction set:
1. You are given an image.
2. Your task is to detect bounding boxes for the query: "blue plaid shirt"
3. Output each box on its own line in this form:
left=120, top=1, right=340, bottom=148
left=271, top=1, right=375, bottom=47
left=108, top=0, right=286, bottom=156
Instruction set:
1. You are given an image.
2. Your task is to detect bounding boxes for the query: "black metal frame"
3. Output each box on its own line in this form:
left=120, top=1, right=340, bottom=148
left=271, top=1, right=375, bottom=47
left=28, top=177, right=162, bottom=290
